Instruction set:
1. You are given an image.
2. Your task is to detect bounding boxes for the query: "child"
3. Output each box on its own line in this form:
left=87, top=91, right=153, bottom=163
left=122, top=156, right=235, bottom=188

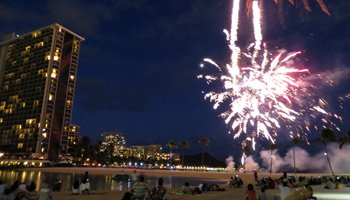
left=246, top=183, right=257, bottom=200
left=258, top=187, right=267, bottom=200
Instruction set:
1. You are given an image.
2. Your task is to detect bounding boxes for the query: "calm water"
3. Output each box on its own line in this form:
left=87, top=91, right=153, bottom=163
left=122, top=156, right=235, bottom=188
left=0, top=169, right=228, bottom=192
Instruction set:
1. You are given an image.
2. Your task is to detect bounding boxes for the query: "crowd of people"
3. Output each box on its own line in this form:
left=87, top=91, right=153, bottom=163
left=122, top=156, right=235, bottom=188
left=121, top=175, right=166, bottom=200
left=0, top=179, right=53, bottom=200
left=121, top=174, right=227, bottom=200
left=244, top=171, right=350, bottom=200
left=0, top=171, right=93, bottom=200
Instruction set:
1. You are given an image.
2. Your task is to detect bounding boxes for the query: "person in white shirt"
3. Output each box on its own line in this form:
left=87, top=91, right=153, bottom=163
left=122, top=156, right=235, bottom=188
left=279, top=181, right=291, bottom=200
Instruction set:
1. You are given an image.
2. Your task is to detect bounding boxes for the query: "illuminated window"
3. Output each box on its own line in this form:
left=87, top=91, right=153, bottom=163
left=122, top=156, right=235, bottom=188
left=45, top=55, right=50, bottom=61
left=70, top=75, right=75, bottom=80
left=38, top=69, right=45, bottom=77
left=9, top=95, right=19, bottom=101
left=6, top=73, right=15, bottom=79
left=33, top=100, right=39, bottom=107
left=0, top=118, right=3, bottom=123
left=51, top=69, right=57, bottom=78
left=53, top=55, right=59, bottom=61
left=34, top=42, right=44, bottom=48
left=32, top=31, right=41, bottom=38
left=17, top=143, right=23, bottom=149
left=66, top=100, right=72, bottom=105
left=26, top=119, right=36, bottom=125
left=49, top=94, right=53, bottom=101
left=25, top=46, right=31, bottom=51
left=5, top=109, right=13, bottom=114
left=19, top=134, right=25, bottom=139
left=14, top=124, right=22, bottom=130
left=21, top=102, right=26, bottom=107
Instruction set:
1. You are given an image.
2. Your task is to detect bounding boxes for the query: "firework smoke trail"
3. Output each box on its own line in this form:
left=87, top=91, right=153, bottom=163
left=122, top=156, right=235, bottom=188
left=198, top=0, right=341, bottom=149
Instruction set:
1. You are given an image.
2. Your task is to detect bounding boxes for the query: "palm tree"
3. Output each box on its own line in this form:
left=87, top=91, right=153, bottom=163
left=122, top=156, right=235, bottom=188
left=318, top=128, right=336, bottom=176
left=166, top=140, right=177, bottom=167
left=242, top=145, right=251, bottom=173
left=291, top=136, right=301, bottom=175
left=179, top=140, right=190, bottom=167
left=269, top=143, right=278, bottom=174
left=339, top=130, right=350, bottom=149
left=198, top=137, right=210, bottom=166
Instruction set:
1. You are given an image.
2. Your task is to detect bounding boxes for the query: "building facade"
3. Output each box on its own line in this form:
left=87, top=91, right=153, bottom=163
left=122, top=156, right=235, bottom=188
left=67, top=124, right=79, bottom=149
left=100, top=132, right=127, bottom=158
left=0, top=24, right=84, bottom=161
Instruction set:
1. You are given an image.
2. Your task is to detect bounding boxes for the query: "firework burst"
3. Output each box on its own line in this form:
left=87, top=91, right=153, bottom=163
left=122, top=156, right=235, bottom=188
left=198, top=0, right=340, bottom=149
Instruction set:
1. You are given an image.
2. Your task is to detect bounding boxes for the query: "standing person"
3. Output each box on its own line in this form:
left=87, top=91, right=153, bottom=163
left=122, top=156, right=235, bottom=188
left=80, top=171, right=91, bottom=194
left=258, top=187, right=267, bottom=200
left=246, top=184, right=257, bottom=200
left=37, top=182, right=53, bottom=200
left=82, top=171, right=90, bottom=183
left=282, top=172, right=288, bottom=183
left=28, top=181, right=36, bottom=192
left=254, top=170, right=258, bottom=182
left=131, top=175, right=149, bottom=200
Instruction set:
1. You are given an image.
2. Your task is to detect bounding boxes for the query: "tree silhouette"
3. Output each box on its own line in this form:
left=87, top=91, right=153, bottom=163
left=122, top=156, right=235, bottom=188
left=291, top=136, right=301, bottom=175
left=339, top=130, right=350, bottom=149
left=318, top=128, right=336, bottom=176
left=242, top=145, right=251, bottom=173
left=179, top=140, right=190, bottom=167
left=198, top=137, right=210, bottom=166
left=269, top=143, right=278, bottom=174
left=166, top=140, right=177, bottom=167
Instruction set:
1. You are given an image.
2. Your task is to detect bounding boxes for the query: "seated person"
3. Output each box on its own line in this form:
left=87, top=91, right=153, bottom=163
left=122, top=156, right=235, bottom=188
left=233, top=175, right=244, bottom=188
left=37, top=182, right=53, bottom=200
left=182, top=182, right=193, bottom=195
left=279, top=181, right=291, bottom=200
left=199, top=182, right=208, bottom=192
left=150, top=178, right=166, bottom=200
left=131, top=175, right=149, bottom=200
left=52, top=179, right=62, bottom=192
left=324, top=178, right=336, bottom=189
left=72, top=180, right=79, bottom=194
left=208, top=184, right=225, bottom=191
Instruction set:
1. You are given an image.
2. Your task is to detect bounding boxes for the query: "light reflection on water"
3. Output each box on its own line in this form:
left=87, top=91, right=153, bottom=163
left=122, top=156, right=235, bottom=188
left=0, top=170, right=227, bottom=192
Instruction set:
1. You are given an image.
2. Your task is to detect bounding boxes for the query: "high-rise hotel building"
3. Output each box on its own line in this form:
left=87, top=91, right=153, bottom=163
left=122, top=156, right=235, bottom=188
left=0, top=24, right=84, bottom=161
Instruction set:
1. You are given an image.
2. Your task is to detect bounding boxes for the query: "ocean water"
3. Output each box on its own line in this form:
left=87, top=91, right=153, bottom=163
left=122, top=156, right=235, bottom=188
left=0, top=169, right=228, bottom=192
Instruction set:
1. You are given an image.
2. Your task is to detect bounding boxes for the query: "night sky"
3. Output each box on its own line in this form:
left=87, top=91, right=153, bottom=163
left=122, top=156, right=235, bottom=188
left=1, top=0, right=349, bottom=162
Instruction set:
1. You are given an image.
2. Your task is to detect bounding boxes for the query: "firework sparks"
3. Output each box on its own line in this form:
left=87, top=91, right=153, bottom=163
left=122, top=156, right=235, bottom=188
left=245, top=0, right=330, bottom=16
left=198, top=0, right=339, bottom=149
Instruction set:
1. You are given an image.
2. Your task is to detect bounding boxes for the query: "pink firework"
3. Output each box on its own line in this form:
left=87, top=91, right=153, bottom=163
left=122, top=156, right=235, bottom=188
left=198, top=0, right=337, bottom=149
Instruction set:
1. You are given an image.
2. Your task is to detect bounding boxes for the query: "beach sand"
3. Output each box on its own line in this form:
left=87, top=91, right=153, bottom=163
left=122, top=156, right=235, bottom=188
left=21, top=167, right=350, bottom=200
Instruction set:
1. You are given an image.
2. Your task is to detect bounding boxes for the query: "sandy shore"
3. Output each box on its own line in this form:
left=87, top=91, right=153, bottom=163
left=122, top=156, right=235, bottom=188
left=20, top=167, right=349, bottom=200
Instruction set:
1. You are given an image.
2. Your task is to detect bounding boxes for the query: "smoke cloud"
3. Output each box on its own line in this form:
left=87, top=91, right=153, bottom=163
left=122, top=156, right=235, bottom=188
left=225, top=156, right=235, bottom=171
left=227, top=143, right=350, bottom=173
